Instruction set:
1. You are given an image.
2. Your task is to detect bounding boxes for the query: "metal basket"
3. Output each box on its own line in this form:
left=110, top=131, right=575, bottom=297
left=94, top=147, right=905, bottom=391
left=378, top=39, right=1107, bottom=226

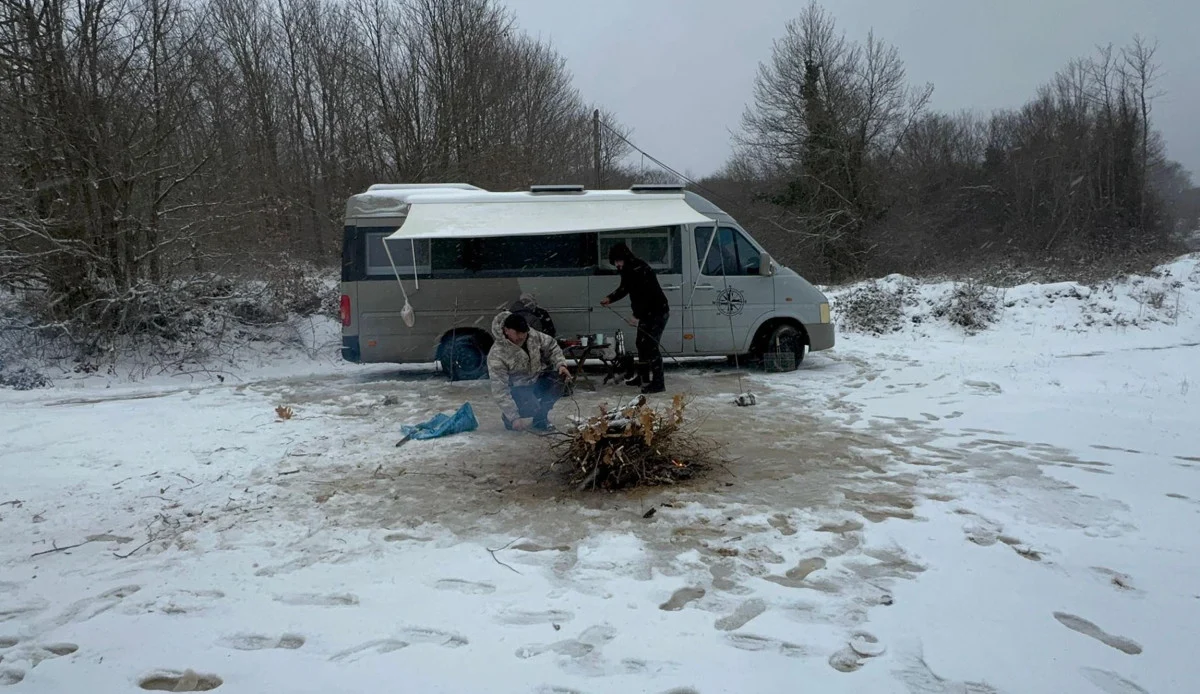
left=761, top=348, right=797, bottom=373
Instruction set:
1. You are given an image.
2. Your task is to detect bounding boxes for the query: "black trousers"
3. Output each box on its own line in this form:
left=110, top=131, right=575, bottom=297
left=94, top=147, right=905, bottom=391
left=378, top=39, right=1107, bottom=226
left=505, top=372, right=565, bottom=429
left=636, top=312, right=668, bottom=367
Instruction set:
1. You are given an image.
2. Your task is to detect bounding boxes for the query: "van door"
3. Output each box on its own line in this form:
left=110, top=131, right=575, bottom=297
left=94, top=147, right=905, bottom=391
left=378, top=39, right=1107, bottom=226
left=688, top=225, right=774, bottom=355
left=589, top=228, right=684, bottom=354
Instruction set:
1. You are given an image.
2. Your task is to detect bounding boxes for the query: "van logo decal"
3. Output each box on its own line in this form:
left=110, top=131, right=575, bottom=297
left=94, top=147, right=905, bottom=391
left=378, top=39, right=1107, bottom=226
left=716, top=287, right=746, bottom=316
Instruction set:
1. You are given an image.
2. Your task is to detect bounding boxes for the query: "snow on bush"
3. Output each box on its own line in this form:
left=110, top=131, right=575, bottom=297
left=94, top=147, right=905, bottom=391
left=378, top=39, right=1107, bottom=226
left=0, top=366, right=51, bottom=390
left=828, top=253, right=1199, bottom=338
left=832, top=277, right=919, bottom=335
left=933, top=282, right=1000, bottom=333
left=0, top=261, right=342, bottom=382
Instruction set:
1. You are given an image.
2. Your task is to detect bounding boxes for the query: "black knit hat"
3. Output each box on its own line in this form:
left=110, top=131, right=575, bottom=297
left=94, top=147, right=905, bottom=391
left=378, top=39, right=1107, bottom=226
left=607, top=242, right=632, bottom=264
left=502, top=312, right=530, bottom=333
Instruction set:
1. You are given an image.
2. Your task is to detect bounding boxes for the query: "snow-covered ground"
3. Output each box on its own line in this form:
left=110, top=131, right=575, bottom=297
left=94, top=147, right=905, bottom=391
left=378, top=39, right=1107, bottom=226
left=2, top=256, right=1198, bottom=693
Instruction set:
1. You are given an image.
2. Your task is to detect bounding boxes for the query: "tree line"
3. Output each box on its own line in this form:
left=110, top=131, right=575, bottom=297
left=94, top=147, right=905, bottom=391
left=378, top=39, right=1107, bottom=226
left=701, top=2, right=1197, bottom=283
left=0, top=0, right=636, bottom=339
left=2, top=0, right=1196, bottom=353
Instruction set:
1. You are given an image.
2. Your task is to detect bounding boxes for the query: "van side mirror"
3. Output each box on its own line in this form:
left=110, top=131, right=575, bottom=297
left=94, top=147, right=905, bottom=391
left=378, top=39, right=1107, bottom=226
left=758, top=252, right=774, bottom=276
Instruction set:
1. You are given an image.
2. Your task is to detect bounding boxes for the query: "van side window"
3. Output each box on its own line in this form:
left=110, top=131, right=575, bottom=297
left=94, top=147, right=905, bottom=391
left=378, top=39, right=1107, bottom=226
left=694, top=226, right=762, bottom=276
left=599, top=228, right=673, bottom=270
left=366, top=231, right=431, bottom=275
left=732, top=230, right=762, bottom=274
left=472, top=234, right=584, bottom=273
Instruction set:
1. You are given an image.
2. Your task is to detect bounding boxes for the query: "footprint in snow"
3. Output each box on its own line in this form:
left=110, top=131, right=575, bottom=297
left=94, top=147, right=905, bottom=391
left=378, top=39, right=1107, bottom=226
left=767, top=514, right=797, bottom=536
left=510, top=542, right=571, bottom=553
left=515, top=625, right=616, bottom=660
left=816, top=519, right=863, bottom=535
left=828, top=632, right=885, bottom=672
left=725, top=633, right=807, bottom=658
left=274, top=593, right=357, bottom=607
left=659, top=587, right=705, bottom=612
left=138, top=669, right=223, bottom=691
left=383, top=532, right=432, bottom=543
left=1, top=600, right=49, bottom=625
left=764, top=557, right=828, bottom=589
left=329, top=639, right=407, bottom=662
left=495, top=609, right=574, bottom=626
left=53, top=585, right=140, bottom=626
left=1079, top=667, right=1148, bottom=694
left=1053, top=612, right=1142, bottom=654
left=0, top=638, right=78, bottom=668
left=714, top=598, right=766, bottom=631
left=138, top=667, right=223, bottom=686
left=434, top=579, right=496, bottom=595
left=997, top=536, right=1043, bottom=561
left=217, top=633, right=305, bottom=651
left=330, top=628, right=468, bottom=663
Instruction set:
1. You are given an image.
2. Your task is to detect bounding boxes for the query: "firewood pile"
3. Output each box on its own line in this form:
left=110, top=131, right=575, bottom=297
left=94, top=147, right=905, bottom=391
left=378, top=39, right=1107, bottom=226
left=552, top=394, right=715, bottom=491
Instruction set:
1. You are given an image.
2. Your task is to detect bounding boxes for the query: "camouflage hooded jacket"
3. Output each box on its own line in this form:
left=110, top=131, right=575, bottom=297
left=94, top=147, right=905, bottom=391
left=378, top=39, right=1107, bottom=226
left=487, top=310, right=568, bottom=422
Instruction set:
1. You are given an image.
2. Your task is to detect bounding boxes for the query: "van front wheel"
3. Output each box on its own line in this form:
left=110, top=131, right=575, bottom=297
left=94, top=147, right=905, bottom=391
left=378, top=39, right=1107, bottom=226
left=760, top=323, right=806, bottom=372
left=437, top=333, right=490, bottom=381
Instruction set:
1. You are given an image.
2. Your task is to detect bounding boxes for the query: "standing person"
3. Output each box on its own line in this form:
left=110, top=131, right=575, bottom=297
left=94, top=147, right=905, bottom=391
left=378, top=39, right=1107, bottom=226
left=487, top=311, right=572, bottom=432
left=600, top=242, right=669, bottom=394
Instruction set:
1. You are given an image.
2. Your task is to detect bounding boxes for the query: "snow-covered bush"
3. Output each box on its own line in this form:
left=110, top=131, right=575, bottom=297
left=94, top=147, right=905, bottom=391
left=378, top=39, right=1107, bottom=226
left=834, top=279, right=915, bottom=335
left=934, top=282, right=1000, bottom=332
left=0, top=260, right=342, bottom=380
left=0, top=366, right=50, bottom=390
left=268, top=261, right=338, bottom=318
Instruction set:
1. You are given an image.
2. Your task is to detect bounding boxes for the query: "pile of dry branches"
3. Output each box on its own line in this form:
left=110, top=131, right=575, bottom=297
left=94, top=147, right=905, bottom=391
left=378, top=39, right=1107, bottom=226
left=553, top=394, right=715, bottom=491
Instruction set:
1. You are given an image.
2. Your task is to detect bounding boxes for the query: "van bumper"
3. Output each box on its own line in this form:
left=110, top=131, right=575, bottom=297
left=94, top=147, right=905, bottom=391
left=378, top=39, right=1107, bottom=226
left=341, top=335, right=361, bottom=363
left=806, top=323, right=835, bottom=352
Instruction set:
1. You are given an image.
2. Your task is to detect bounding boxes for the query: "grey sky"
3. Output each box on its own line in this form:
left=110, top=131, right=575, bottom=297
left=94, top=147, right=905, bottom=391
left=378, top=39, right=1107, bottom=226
left=503, top=0, right=1200, bottom=182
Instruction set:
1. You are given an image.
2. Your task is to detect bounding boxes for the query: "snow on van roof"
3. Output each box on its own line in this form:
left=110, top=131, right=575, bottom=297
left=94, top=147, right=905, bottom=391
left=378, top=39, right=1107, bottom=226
left=345, top=185, right=485, bottom=218
left=377, top=189, right=715, bottom=240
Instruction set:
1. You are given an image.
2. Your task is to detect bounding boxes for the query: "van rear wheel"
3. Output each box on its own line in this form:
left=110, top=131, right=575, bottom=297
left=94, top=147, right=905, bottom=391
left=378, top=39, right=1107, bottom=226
left=437, top=333, right=490, bottom=381
left=761, top=324, right=805, bottom=372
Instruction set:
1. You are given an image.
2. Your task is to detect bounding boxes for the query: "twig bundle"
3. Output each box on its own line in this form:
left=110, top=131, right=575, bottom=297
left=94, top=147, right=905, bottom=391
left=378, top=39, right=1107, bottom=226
left=552, top=394, right=714, bottom=491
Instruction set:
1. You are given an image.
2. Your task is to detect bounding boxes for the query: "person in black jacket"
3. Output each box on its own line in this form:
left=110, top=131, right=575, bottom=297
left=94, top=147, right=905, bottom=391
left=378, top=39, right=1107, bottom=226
left=507, top=293, right=556, bottom=338
left=600, top=242, right=669, bottom=394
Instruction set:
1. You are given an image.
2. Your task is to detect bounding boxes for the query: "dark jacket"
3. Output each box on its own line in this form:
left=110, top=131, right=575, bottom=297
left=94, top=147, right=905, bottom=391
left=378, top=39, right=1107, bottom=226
left=508, top=294, right=556, bottom=338
left=606, top=257, right=669, bottom=320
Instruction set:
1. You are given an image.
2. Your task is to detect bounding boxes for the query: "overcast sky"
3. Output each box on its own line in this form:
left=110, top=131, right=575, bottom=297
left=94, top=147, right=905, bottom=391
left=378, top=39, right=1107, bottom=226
left=503, top=0, right=1200, bottom=182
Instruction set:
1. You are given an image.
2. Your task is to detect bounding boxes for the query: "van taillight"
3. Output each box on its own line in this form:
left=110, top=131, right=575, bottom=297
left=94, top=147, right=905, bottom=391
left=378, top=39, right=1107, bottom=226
left=340, top=295, right=351, bottom=326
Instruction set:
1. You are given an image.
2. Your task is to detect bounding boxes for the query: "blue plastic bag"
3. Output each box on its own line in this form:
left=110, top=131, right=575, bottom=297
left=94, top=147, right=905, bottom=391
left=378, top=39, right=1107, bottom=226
left=400, top=402, right=479, bottom=441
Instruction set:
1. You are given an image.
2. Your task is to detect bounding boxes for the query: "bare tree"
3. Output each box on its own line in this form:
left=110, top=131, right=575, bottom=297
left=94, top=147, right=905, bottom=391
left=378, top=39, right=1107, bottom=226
left=1, top=0, right=639, bottom=365
left=735, top=1, right=931, bottom=280
left=717, top=4, right=1176, bottom=282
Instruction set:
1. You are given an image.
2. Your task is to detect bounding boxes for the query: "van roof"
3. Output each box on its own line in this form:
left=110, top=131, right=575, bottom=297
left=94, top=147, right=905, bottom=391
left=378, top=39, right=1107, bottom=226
left=348, top=186, right=714, bottom=241
left=346, top=184, right=727, bottom=221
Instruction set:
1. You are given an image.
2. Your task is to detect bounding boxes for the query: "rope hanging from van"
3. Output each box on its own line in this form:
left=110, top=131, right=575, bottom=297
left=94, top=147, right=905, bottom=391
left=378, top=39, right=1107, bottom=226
left=381, top=237, right=416, bottom=327
left=714, top=232, right=747, bottom=397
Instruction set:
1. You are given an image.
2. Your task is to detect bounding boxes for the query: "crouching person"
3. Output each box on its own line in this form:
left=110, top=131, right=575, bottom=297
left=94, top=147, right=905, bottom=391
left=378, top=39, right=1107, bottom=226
left=488, top=311, right=572, bottom=432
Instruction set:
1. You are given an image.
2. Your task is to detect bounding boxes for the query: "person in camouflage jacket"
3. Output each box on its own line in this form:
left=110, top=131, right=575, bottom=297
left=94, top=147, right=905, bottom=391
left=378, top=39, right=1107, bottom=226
left=487, top=310, right=571, bottom=432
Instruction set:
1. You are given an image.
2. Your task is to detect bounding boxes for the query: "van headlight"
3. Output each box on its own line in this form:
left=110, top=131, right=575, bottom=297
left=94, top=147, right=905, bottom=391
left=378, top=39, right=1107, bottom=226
left=819, top=302, right=831, bottom=324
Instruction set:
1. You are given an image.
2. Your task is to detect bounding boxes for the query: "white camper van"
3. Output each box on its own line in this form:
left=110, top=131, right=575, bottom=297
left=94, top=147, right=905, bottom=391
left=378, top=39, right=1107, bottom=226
left=339, top=183, right=833, bottom=379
